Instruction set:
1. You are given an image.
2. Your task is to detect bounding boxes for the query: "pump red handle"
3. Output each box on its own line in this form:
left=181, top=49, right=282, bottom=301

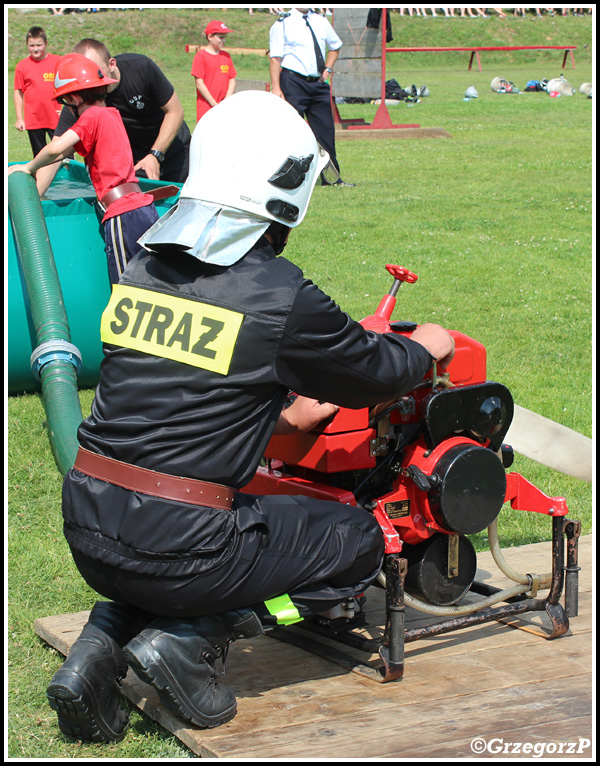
left=385, top=264, right=418, bottom=284
left=361, top=264, right=419, bottom=331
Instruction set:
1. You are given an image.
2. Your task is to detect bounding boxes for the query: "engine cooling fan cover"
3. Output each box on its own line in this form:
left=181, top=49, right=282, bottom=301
left=428, top=443, right=506, bottom=534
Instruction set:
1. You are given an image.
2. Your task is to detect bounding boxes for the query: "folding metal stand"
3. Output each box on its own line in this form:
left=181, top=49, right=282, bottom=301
left=270, top=515, right=580, bottom=684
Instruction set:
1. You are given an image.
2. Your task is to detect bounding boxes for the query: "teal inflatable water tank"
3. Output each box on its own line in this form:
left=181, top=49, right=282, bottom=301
left=8, top=160, right=180, bottom=394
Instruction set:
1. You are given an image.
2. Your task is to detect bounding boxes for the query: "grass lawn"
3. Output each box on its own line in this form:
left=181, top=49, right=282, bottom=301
left=6, top=6, right=593, bottom=759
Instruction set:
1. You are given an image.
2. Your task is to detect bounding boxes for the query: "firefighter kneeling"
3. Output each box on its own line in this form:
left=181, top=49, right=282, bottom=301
left=48, top=91, right=455, bottom=742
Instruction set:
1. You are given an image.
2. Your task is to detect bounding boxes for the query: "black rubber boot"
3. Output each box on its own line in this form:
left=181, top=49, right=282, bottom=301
left=85, top=600, right=154, bottom=648
left=122, top=609, right=264, bottom=729
left=46, top=601, right=153, bottom=743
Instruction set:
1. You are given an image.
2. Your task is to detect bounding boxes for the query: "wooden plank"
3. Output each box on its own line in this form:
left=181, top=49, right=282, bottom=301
left=333, top=77, right=381, bottom=100
left=335, top=30, right=381, bottom=61
left=200, top=627, right=593, bottom=758
left=224, top=630, right=592, bottom=714
left=335, top=58, right=383, bottom=75
left=333, top=58, right=382, bottom=99
left=204, top=675, right=592, bottom=759
left=34, top=535, right=593, bottom=758
left=336, top=127, right=452, bottom=141
left=332, top=8, right=372, bottom=30
left=400, top=717, right=593, bottom=759
left=34, top=610, right=91, bottom=656
left=332, top=8, right=381, bottom=60
left=226, top=47, right=269, bottom=56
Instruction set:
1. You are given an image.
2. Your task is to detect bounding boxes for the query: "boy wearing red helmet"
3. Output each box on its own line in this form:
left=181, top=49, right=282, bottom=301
left=191, top=21, right=237, bottom=122
left=8, top=52, right=159, bottom=285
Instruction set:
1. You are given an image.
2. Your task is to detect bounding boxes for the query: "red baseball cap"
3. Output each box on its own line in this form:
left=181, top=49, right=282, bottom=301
left=205, top=21, right=234, bottom=35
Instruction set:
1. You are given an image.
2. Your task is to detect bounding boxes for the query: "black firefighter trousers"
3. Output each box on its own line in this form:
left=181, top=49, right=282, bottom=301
left=70, top=492, right=385, bottom=625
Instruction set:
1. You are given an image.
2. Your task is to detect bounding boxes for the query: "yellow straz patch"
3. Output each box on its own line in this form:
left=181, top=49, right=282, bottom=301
left=101, top=284, right=244, bottom=375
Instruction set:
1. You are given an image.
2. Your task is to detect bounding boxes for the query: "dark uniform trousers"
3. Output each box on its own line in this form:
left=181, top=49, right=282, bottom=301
left=280, top=68, right=340, bottom=176
left=69, top=490, right=384, bottom=621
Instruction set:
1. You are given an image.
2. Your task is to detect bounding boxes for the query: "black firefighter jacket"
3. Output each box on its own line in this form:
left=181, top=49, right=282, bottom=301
left=62, top=237, right=434, bottom=576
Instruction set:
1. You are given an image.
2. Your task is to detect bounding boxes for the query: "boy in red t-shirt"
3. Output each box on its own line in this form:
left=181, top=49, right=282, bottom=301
left=9, top=53, right=159, bottom=285
left=191, top=20, right=237, bottom=122
left=13, top=26, right=62, bottom=156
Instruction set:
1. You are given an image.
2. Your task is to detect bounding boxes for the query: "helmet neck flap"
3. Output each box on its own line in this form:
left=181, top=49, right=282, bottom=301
left=138, top=199, right=271, bottom=266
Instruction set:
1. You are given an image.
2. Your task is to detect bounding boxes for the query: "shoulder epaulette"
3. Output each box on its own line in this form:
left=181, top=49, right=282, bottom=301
left=277, top=12, right=291, bottom=21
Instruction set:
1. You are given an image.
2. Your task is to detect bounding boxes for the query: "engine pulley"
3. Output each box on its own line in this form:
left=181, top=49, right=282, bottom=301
left=427, top=443, right=506, bottom=535
left=403, top=533, right=477, bottom=605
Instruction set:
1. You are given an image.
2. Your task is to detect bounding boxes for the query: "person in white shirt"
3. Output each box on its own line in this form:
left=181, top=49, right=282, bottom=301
left=269, top=8, right=354, bottom=186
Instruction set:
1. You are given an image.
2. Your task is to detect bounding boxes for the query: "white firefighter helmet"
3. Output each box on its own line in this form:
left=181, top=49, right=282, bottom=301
left=546, top=76, right=575, bottom=96
left=183, top=90, right=334, bottom=225
left=139, top=90, right=336, bottom=265
left=490, top=76, right=508, bottom=92
left=465, top=86, right=479, bottom=99
left=490, top=76, right=519, bottom=93
left=579, top=82, right=592, bottom=96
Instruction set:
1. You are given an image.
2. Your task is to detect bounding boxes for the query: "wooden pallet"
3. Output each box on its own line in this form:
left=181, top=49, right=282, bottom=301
left=34, top=535, right=593, bottom=759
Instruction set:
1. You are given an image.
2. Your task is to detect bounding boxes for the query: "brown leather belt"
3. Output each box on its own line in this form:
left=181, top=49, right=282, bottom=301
left=73, top=447, right=235, bottom=510
left=99, top=182, right=180, bottom=212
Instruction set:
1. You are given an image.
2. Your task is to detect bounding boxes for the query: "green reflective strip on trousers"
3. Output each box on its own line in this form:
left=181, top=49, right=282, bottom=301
left=264, top=594, right=302, bottom=625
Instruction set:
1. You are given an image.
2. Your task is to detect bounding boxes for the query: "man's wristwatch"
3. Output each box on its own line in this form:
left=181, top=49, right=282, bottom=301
left=150, top=149, right=165, bottom=163
left=324, top=67, right=332, bottom=73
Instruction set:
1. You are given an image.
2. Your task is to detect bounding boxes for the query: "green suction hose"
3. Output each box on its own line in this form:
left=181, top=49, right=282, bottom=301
left=8, top=171, right=83, bottom=475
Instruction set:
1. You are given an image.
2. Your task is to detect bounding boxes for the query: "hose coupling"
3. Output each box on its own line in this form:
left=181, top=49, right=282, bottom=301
left=30, top=340, right=83, bottom=380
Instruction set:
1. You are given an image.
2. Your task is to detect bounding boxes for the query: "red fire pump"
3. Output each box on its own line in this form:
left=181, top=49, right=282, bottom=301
left=243, top=265, right=581, bottom=683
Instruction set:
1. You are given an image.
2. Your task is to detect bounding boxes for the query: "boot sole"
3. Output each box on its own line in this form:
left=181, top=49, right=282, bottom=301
left=47, top=672, right=129, bottom=743
left=123, top=637, right=237, bottom=729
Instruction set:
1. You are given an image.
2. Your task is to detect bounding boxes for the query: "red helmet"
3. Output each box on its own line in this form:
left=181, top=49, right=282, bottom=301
left=53, top=53, right=118, bottom=99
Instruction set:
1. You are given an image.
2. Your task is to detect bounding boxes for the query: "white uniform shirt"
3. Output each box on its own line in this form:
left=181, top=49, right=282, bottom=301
left=269, top=8, right=343, bottom=78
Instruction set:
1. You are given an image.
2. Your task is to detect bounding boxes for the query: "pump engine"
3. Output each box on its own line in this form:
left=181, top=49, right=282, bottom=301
left=244, top=265, right=580, bottom=681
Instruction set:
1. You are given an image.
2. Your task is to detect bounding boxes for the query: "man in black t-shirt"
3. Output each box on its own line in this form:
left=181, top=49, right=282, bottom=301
left=36, top=38, right=190, bottom=196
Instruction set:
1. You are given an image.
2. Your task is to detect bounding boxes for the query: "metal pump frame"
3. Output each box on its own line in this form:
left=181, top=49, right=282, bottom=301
left=270, top=515, right=580, bottom=683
